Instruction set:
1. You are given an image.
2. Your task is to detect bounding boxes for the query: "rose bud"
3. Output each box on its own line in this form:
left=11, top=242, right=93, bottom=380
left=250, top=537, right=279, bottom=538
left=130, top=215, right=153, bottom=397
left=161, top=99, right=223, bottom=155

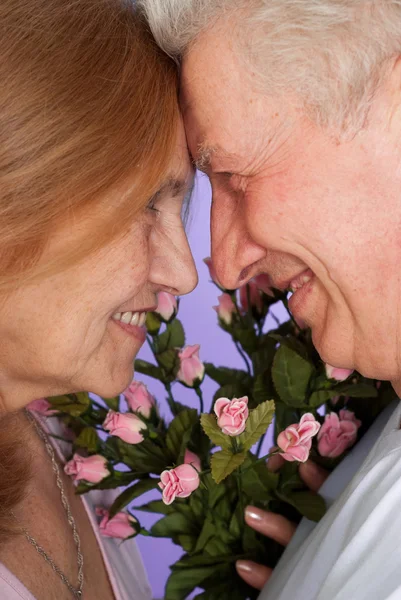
left=103, top=410, right=146, bottom=444
left=177, top=344, right=205, bottom=387
left=239, top=280, right=264, bottom=315
left=214, top=396, right=249, bottom=436
left=253, top=274, right=274, bottom=297
left=26, top=398, right=58, bottom=416
left=317, top=411, right=361, bottom=458
left=64, top=454, right=110, bottom=484
left=96, top=507, right=138, bottom=540
left=155, top=291, right=178, bottom=322
left=277, top=413, right=321, bottom=463
left=184, top=448, right=201, bottom=472
left=325, top=363, right=354, bottom=381
left=123, top=380, right=155, bottom=418
left=159, top=464, right=200, bottom=505
left=213, top=293, right=236, bottom=326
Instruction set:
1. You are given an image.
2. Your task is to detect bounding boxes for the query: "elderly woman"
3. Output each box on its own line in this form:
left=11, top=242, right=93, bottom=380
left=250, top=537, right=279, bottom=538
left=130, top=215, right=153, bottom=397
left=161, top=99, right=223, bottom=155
left=0, top=0, right=197, bottom=598
left=140, top=1, right=401, bottom=599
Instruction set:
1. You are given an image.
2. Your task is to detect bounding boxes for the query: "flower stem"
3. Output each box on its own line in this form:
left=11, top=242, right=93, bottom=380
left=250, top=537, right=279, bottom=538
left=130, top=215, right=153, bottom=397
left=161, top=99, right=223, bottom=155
left=234, top=340, right=252, bottom=375
left=256, top=432, right=267, bottom=457
left=241, top=450, right=280, bottom=474
left=236, top=465, right=245, bottom=527
left=195, top=387, right=205, bottom=413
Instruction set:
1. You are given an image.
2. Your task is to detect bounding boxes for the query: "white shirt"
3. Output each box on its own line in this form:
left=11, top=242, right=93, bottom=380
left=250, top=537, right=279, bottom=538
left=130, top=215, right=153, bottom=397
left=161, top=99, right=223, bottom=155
left=260, top=400, right=401, bottom=600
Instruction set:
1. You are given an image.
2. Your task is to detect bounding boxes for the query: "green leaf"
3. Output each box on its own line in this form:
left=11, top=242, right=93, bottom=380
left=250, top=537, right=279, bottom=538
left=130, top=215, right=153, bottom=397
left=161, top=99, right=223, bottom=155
left=48, top=392, right=90, bottom=417
left=232, top=326, right=259, bottom=354
left=203, top=537, right=232, bottom=557
left=279, top=490, right=326, bottom=522
left=308, top=389, right=338, bottom=408
left=151, top=513, right=196, bottom=538
left=156, top=348, right=180, bottom=380
left=166, top=409, right=199, bottom=461
left=155, top=319, right=185, bottom=353
left=335, top=382, right=378, bottom=398
left=241, top=467, right=274, bottom=503
left=146, top=312, right=161, bottom=335
left=238, top=400, right=275, bottom=451
left=109, top=479, right=158, bottom=518
left=73, top=427, right=99, bottom=453
left=174, top=534, right=197, bottom=553
left=135, top=500, right=173, bottom=515
left=272, top=345, right=315, bottom=407
left=134, top=359, right=164, bottom=381
left=116, top=438, right=169, bottom=474
left=200, top=414, right=231, bottom=450
left=211, top=449, right=247, bottom=484
left=204, top=364, right=252, bottom=388
left=102, top=396, right=120, bottom=412
left=194, top=515, right=215, bottom=552
left=165, top=563, right=223, bottom=600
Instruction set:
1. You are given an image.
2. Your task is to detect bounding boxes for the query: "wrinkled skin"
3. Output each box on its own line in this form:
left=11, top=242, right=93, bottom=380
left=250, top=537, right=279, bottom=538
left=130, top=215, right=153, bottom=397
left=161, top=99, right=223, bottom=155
left=181, top=24, right=401, bottom=588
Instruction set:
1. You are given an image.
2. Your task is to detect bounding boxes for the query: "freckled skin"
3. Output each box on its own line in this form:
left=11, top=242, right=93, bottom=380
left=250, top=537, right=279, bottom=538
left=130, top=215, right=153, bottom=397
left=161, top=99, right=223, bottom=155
left=0, top=121, right=198, bottom=411
left=182, top=27, right=401, bottom=390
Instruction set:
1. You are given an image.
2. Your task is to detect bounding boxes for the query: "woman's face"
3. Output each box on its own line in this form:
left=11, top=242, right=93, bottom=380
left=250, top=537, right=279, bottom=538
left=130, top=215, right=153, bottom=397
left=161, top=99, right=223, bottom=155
left=0, top=122, right=197, bottom=410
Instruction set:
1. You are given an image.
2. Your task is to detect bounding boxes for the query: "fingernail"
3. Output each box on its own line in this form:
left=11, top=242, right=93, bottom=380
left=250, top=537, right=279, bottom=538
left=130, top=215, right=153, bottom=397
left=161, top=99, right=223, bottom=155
left=236, top=560, right=253, bottom=573
left=245, top=506, right=264, bottom=522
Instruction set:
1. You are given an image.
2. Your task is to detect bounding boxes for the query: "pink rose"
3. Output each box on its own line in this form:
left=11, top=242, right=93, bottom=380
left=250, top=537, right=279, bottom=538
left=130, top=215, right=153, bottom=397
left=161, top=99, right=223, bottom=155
left=103, top=410, right=146, bottom=444
left=213, top=293, right=236, bottom=325
left=253, top=274, right=274, bottom=297
left=96, top=508, right=138, bottom=540
left=177, top=344, right=205, bottom=387
left=277, top=413, right=321, bottom=462
left=214, top=396, right=249, bottom=436
left=26, top=398, right=58, bottom=416
left=123, top=380, right=155, bottom=418
left=184, top=449, right=201, bottom=472
left=64, top=454, right=110, bottom=484
left=159, top=464, right=200, bottom=505
left=339, top=409, right=362, bottom=428
left=155, top=292, right=178, bottom=322
left=239, top=280, right=263, bottom=315
left=325, top=363, right=354, bottom=381
left=318, top=411, right=361, bottom=458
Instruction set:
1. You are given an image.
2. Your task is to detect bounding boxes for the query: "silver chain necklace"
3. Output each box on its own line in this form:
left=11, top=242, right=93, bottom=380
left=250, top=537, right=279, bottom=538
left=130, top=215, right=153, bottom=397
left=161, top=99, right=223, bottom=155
left=11, top=410, right=84, bottom=599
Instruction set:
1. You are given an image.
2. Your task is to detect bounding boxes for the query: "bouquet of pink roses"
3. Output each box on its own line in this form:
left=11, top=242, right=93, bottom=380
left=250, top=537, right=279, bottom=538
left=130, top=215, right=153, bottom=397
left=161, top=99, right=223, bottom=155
left=35, top=260, right=396, bottom=600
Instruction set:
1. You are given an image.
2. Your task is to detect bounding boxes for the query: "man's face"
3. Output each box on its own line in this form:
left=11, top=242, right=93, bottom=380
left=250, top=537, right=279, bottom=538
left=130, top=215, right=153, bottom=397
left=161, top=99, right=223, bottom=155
left=182, top=29, right=401, bottom=385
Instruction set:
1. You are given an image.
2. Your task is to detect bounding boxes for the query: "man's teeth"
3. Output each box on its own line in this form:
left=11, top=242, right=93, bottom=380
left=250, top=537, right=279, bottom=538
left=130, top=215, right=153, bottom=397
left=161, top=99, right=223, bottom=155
left=112, top=311, right=147, bottom=326
left=290, top=273, right=313, bottom=292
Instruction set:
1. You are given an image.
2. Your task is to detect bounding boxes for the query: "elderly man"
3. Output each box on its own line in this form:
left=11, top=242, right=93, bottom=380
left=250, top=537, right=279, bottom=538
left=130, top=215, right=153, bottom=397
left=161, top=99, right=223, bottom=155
left=139, top=2, right=401, bottom=599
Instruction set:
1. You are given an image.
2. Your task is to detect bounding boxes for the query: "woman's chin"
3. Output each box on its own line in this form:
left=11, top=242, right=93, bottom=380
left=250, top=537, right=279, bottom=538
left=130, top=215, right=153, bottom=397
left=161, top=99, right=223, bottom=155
left=89, top=369, right=134, bottom=400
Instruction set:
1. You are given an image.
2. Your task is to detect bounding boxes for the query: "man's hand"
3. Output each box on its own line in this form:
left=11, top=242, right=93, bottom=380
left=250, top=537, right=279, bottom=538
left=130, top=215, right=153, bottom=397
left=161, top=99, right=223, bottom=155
left=236, top=458, right=329, bottom=590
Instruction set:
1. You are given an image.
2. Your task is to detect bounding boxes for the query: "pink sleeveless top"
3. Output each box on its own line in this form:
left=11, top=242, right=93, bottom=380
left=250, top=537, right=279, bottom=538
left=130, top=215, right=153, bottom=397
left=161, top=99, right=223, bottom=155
left=0, top=414, right=152, bottom=600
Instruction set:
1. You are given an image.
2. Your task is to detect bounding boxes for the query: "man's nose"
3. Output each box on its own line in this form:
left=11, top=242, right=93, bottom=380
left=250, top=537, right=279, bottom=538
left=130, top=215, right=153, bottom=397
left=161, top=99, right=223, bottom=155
left=210, top=196, right=266, bottom=290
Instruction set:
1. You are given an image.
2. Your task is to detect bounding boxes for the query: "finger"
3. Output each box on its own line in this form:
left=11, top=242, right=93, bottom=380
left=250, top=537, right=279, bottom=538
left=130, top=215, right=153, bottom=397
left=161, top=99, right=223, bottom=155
left=299, top=460, right=329, bottom=492
left=267, top=450, right=284, bottom=473
left=245, top=506, right=297, bottom=546
left=236, top=560, right=273, bottom=590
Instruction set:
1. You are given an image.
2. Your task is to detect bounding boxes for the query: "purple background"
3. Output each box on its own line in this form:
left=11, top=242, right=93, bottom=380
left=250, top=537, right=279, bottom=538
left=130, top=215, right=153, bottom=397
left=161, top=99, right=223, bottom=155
left=133, top=173, right=285, bottom=599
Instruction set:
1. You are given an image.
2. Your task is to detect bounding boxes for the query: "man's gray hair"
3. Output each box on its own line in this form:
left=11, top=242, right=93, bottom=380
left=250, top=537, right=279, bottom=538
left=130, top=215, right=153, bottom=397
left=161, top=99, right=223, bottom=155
left=139, top=0, right=401, bottom=132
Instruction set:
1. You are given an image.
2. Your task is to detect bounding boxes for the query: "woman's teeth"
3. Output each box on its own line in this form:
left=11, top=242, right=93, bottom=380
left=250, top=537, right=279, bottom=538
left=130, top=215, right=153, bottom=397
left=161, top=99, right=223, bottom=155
left=112, top=311, right=147, bottom=327
left=290, top=272, right=313, bottom=293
